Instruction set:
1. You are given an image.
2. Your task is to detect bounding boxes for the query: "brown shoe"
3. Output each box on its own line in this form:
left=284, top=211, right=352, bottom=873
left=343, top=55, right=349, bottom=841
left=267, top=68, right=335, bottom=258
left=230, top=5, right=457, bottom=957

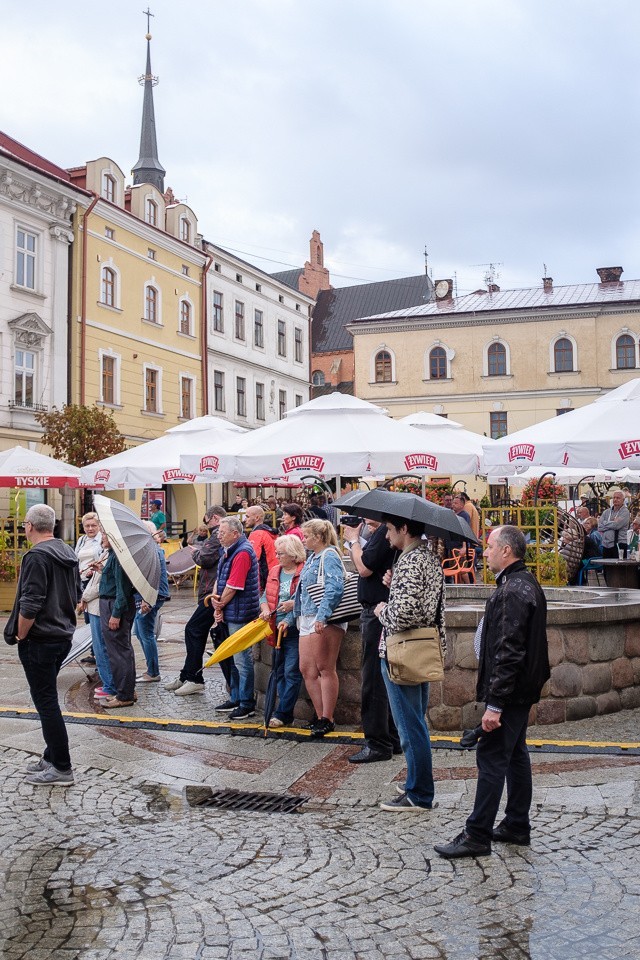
left=102, top=697, right=135, bottom=709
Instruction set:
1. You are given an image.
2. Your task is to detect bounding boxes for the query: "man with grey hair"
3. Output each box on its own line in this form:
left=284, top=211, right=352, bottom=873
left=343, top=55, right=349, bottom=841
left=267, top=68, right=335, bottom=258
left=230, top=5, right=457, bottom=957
left=435, top=524, right=549, bottom=859
left=212, top=516, right=261, bottom=719
left=4, top=504, right=81, bottom=786
left=164, top=505, right=226, bottom=696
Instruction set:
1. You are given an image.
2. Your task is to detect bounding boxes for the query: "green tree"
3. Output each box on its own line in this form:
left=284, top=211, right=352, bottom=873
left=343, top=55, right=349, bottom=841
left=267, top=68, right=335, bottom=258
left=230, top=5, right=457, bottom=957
left=35, top=404, right=126, bottom=467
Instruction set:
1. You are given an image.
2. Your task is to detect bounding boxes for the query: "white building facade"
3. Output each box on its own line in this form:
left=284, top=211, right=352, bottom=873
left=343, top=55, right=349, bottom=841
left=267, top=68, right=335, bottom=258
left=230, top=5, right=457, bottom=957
left=0, top=135, right=84, bottom=446
left=204, top=242, right=313, bottom=429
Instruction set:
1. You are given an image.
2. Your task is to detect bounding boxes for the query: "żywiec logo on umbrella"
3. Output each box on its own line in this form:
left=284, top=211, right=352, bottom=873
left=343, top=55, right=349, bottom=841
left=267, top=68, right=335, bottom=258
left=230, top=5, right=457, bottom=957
left=619, top=440, right=640, bottom=460
left=507, top=444, right=536, bottom=462
left=404, top=453, right=438, bottom=472
left=162, top=469, right=196, bottom=483
left=94, top=469, right=111, bottom=483
left=199, top=456, right=220, bottom=473
left=281, top=455, right=325, bottom=473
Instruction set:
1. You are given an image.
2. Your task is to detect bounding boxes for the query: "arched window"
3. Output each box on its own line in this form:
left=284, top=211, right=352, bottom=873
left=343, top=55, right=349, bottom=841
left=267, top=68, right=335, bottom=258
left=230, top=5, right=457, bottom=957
left=145, top=285, right=158, bottom=323
left=146, top=198, right=158, bottom=226
left=429, top=346, right=447, bottom=380
left=375, top=350, right=392, bottom=383
left=616, top=334, right=636, bottom=369
left=180, top=217, right=191, bottom=243
left=554, top=337, right=573, bottom=372
left=102, top=267, right=116, bottom=307
left=312, top=370, right=325, bottom=386
left=180, top=299, right=192, bottom=335
left=487, top=342, right=507, bottom=376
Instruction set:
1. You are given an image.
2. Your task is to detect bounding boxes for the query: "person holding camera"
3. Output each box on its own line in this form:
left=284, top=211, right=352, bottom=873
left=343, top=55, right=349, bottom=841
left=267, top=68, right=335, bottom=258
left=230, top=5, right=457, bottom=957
left=342, top=517, right=400, bottom=763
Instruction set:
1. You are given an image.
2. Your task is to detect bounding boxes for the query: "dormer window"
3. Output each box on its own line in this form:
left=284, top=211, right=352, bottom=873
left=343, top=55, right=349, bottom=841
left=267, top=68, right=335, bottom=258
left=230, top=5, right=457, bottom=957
left=146, top=198, right=158, bottom=226
left=102, top=174, right=116, bottom=203
left=180, top=217, right=191, bottom=243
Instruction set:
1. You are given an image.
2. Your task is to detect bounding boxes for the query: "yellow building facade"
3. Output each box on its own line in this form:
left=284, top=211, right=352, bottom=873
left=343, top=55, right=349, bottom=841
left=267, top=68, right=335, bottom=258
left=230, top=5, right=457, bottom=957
left=350, top=269, right=640, bottom=494
left=68, top=157, right=208, bottom=529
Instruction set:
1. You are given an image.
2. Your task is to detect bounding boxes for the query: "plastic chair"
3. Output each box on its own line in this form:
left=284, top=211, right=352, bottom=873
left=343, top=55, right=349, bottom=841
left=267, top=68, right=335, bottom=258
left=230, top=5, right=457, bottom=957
left=442, top=548, right=476, bottom=584
left=578, top=558, right=604, bottom=586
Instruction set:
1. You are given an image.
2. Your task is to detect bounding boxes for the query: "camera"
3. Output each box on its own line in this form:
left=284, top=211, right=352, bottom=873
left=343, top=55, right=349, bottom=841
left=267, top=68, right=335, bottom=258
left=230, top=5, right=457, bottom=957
left=340, top=515, right=363, bottom=528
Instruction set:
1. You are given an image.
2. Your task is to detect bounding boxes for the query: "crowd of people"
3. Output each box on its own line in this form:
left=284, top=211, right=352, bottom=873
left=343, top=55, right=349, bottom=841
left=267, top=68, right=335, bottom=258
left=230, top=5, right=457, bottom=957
left=5, top=490, right=573, bottom=859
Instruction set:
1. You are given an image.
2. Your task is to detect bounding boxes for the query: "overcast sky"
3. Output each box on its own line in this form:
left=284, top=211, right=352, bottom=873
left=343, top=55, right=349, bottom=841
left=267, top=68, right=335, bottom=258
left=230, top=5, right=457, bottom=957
left=3, top=1, right=639, bottom=294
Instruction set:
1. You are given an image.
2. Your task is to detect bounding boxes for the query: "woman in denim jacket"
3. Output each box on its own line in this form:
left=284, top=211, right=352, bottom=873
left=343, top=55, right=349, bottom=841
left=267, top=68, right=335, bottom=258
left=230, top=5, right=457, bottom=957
left=294, top=519, right=346, bottom=738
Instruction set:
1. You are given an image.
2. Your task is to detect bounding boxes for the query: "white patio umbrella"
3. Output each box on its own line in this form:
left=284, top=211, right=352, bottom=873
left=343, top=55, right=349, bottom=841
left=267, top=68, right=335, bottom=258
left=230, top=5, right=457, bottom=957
left=80, top=421, right=245, bottom=489
left=499, top=465, right=619, bottom=487
left=180, top=393, right=482, bottom=480
left=399, top=411, right=493, bottom=462
left=0, top=445, right=81, bottom=488
left=483, top=379, right=640, bottom=473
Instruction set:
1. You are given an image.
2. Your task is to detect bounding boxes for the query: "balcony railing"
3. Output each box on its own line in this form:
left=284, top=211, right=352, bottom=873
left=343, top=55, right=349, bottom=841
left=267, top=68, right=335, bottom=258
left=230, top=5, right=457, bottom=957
left=8, top=400, right=48, bottom=413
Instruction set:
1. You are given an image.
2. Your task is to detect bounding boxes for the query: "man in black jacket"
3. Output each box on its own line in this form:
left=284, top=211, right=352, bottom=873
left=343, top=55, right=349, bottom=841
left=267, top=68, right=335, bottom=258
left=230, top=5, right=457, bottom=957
left=4, top=504, right=81, bottom=786
left=343, top=519, right=400, bottom=763
left=164, top=505, right=226, bottom=696
left=435, top=525, right=549, bottom=858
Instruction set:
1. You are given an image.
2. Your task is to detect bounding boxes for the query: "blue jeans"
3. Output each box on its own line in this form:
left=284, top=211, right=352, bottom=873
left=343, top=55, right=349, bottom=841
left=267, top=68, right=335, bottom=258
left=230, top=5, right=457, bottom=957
left=382, top=660, right=434, bottom=807
left=89, top=613, right=116, bottom=696
left=134, top=599, right=165, bottom=677
left=273, top=629, right=302, bottom=723
left=18, top=638, right=72, bottom=771
left=227, top=621, right=255, bottom=710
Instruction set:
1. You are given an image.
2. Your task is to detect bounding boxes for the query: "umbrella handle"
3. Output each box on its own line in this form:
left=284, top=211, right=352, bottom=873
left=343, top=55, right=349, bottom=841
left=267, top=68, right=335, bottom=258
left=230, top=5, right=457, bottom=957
left=276, top=622, right=287, bottom=649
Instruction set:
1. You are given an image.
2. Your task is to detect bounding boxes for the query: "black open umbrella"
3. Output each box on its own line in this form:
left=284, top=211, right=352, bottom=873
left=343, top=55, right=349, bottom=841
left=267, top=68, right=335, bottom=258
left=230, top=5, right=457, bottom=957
left=263, top=623, right=287, bottom=736
left=333, top=489, right=479, bottom=544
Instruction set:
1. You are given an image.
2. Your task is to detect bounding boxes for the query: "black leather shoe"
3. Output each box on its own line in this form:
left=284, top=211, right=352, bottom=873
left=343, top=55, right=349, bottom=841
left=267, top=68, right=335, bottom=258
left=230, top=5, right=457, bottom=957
left=392, top=745, right=403, bottom=755
left=492, top=822, right=530, bottom=845
left=348, top=746, right=393, bottom=764
left=434, top=831, right=492, bottom=859
left=309, top=718, right=335, bottom=739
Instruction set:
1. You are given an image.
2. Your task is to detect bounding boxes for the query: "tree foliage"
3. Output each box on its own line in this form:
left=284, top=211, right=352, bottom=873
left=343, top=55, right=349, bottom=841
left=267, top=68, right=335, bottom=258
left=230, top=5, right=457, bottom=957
left=35, top=404, right=126, bottom=467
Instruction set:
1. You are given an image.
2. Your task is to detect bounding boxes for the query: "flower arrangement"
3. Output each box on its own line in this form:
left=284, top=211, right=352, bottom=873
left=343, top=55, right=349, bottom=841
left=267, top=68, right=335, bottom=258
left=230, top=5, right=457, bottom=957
left=520, top=476, right=567, bottom=505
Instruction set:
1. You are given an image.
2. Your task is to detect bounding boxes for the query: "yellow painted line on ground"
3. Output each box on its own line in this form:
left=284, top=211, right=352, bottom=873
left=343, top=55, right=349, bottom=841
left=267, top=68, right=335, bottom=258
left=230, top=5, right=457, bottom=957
left=1, top=705, right=639, bottom=750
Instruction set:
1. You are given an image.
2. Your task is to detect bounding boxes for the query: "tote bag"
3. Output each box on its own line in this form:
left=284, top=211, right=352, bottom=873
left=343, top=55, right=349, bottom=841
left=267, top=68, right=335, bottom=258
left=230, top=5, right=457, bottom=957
left=305, top=549, right=362, bottom=624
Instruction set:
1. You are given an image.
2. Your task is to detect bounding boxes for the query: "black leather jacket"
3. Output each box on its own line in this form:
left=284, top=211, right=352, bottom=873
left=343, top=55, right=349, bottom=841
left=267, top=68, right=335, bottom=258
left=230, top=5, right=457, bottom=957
left=476, top=560, right=549, bottom=709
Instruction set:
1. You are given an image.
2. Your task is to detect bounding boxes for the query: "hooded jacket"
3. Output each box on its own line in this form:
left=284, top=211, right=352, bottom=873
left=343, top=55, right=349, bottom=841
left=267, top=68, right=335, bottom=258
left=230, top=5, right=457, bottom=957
left=4, top=539, right=81, bottom=645
left=248, top=523, right=278, bottom=591
left=476, top=560, right=549, bottom=709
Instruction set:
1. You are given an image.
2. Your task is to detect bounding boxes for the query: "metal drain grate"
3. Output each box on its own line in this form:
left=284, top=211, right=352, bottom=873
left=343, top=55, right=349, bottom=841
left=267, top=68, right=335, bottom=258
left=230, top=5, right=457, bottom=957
left=187, top=787, right=308, bottom=814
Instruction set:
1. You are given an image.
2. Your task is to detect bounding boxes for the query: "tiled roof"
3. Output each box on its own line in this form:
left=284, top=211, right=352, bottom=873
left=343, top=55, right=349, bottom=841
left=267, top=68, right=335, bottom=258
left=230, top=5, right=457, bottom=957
left=271, top=268, right=304, bottom=291
left=351, top=279, right=640, bottom=324
left=0, top=131, right=73, bottom=184
left=313, top=274, right=433, bottom=353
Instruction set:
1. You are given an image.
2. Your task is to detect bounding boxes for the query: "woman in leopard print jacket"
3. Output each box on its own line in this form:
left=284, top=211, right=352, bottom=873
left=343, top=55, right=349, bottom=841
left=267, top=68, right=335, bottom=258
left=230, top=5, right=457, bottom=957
left=375, top=517, right=445, bottom=812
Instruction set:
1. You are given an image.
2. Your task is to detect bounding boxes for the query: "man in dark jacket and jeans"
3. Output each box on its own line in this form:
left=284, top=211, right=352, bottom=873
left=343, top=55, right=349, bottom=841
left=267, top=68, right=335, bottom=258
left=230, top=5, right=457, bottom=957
left=164, top=505, right=226, bottom=696
left=435, top=525, right=549, bottom=858
left=4, top=504, right=81, bottom=786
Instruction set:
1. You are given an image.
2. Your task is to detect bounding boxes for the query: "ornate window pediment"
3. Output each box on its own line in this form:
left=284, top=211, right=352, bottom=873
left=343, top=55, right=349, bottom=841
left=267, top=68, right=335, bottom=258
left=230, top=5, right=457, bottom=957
left=8, top=312, right=51, bottom=350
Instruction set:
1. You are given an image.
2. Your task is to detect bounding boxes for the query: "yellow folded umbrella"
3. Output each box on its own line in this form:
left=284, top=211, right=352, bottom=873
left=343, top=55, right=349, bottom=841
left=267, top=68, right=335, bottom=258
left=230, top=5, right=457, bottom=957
left=204, top=618, right=272, bottom=667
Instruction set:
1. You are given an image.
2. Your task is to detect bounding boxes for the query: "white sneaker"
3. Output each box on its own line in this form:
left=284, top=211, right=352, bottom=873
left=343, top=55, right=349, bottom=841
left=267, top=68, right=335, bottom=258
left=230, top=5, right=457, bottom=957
left=174, top=680, right=205, bottom=696
left=163, top=678, right=184, bottom=691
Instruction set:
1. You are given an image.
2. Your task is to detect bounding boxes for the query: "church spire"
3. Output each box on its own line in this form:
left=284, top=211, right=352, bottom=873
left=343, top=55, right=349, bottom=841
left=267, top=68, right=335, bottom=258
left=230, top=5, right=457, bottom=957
left=132, top=9, right=166, bottom=192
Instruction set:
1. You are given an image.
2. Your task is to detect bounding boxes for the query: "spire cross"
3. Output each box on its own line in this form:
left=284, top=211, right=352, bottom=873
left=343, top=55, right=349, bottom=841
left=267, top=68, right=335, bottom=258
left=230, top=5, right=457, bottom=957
left=143, top=7, right=154, bottom=33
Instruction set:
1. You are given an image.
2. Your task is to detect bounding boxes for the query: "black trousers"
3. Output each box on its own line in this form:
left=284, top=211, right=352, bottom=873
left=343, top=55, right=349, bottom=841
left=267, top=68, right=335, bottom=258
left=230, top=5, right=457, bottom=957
left=465, top=704, right=532, bottom=845
left=180, top=600, right=215, bottom=684
left=360, top=606, right=400, bottom=754
left=18, top=638, right=72, bottom=771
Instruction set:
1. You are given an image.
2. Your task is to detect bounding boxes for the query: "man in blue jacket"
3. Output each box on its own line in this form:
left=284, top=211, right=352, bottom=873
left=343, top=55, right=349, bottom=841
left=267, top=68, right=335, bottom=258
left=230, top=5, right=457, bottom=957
left=212, top=516, right=261, bottom=720
left=4, top=504, right=81, bottom=786
left=435, top=525, right=549, bottom=858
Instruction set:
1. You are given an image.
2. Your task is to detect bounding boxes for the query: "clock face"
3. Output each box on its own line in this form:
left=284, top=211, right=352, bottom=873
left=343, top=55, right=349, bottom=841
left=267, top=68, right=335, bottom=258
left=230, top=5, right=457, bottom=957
left=436, top=280, right=450, bottom=298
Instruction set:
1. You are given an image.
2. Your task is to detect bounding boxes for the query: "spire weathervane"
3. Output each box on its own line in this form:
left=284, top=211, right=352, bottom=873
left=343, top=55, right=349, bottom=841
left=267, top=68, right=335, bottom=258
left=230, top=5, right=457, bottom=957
left=132, top=8, right=165, bottom=192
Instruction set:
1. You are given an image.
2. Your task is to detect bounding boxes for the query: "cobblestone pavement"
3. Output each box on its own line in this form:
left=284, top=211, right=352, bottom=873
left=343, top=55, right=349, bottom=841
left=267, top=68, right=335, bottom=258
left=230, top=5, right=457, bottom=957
left=1, top=594, right=640, bottom=959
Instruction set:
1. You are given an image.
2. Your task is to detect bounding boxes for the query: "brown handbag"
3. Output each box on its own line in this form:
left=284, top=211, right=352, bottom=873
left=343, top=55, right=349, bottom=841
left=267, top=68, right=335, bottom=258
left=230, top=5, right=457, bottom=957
left=386, top=626, right=444, bottom=685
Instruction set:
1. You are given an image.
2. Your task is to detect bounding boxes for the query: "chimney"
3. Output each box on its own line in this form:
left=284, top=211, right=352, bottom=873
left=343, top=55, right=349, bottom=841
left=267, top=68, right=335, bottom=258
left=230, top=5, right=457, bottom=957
left=543, top=277, right=553, bottom=293
left=597, top=266, right=623, bottom=283
left=487, top=283, right=500, bottom=294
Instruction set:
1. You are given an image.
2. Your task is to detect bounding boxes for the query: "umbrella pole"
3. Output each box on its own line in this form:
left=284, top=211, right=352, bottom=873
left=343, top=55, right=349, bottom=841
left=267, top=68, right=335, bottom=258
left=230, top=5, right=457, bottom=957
left=421, top=475, right=426, bottom=498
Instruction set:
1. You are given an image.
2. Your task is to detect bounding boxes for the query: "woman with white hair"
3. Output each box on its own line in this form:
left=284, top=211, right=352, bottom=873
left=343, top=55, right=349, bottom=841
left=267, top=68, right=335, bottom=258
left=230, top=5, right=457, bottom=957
left=259, top=534, right=306, bottom=727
